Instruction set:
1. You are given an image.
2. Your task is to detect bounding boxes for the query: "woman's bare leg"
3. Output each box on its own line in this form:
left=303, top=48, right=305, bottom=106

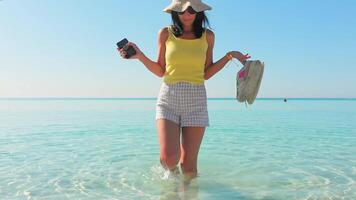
left=156, top=119, right=181, bottom=172
left=180, top=126, right=205, bottom=181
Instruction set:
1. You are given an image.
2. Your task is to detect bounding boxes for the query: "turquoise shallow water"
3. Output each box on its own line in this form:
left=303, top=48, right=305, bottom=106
left=0, top=99, right=355, bottom=200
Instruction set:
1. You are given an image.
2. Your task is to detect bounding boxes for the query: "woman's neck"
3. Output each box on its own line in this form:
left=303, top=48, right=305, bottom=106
left=182, top=25, right=193, bottom=33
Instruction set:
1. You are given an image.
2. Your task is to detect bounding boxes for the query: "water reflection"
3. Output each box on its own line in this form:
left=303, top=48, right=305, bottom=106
left=158, top=170, right=200, bottom=200
left=159, top=178, right=199, bottom=200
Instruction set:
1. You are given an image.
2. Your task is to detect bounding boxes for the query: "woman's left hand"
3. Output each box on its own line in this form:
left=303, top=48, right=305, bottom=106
left=230, top=51, right=251, bottom=64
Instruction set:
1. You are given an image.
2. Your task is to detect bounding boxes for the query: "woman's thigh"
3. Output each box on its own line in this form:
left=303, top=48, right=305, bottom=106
left=180, top=127, right=205, bottom=169
left=156, top=119, right=181, bottom=159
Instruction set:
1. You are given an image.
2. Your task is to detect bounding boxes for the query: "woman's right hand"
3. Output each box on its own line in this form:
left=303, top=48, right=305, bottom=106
left=117, top=42, right=143, bottom=60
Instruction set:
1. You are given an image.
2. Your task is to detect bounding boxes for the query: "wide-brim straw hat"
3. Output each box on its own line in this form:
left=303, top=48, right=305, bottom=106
left=163, top=0, right=212, bottom=13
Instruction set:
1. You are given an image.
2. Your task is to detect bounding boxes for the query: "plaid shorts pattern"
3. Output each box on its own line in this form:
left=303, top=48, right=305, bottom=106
left=156, top=82, right=209, bottom=127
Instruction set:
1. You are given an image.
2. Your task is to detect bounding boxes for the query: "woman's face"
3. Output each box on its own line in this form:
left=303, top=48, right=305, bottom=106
left=177, top=7, right=197, bottom=26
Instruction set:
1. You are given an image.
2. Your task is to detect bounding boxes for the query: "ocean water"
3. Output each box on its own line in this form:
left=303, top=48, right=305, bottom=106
left=0, top=98, right=355, bottom=200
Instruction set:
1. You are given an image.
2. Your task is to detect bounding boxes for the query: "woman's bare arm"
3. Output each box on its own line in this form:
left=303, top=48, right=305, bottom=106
left=117, top=28, right=168, bottom=77
left=204, top=30, right=230, bottom=80
left=204, top=30, right=250, bottom=80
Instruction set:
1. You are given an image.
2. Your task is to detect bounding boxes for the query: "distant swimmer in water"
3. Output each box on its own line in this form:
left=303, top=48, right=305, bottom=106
left=284, top=98, right=287, bottom=102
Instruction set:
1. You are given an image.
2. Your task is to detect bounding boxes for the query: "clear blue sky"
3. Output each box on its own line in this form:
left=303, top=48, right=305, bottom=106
left=1, top=0, right=355, bottom=98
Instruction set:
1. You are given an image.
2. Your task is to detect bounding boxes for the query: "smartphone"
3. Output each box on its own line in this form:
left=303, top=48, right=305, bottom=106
left=117, top=38, right=136, bottom=59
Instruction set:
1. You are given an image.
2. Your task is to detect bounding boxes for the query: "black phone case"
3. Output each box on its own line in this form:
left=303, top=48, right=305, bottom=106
left=117, top=38, right=136, bottom=58
left=117, top=38, right=128, bottom=49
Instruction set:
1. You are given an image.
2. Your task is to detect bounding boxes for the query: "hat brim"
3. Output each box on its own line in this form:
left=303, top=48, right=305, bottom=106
left=163, top=2, right=212, bottom=13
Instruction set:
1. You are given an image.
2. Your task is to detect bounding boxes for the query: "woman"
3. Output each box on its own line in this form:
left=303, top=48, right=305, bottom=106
left=118, top=0, right=250, bottom=181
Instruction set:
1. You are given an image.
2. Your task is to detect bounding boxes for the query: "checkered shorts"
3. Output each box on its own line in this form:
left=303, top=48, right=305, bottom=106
left=156, top=82, right=209, bottom=127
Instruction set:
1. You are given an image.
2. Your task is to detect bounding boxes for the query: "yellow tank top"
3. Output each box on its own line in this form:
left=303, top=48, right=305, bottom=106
left=164, top=26, right=208, bottom=85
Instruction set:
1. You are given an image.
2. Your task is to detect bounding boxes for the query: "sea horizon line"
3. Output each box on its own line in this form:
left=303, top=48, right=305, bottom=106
left=0, top=97, right=355, bottom=101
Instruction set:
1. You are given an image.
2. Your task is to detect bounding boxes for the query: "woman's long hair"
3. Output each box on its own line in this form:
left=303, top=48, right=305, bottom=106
left=170, top=8, right=211, bottom=38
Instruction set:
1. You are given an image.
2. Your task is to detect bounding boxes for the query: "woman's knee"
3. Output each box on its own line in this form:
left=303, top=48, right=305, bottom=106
left=180, top=162, right=198, bottom=182
left=180, top=161, right=197, bottom=174
left=180, top=155, right=198, bottom=175
left=160, top=154, right=180, bottom=170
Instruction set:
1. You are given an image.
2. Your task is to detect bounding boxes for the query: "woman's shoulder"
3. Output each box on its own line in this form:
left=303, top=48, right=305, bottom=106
left=158, top=27, right=169, bottom=40
left=159, top=27, right=169, bottom=36
left=158, top=27, right=169, bottom=43
left=205, top=28, right=215, bottom=43
left=205, top=28, right=215, bottom=37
